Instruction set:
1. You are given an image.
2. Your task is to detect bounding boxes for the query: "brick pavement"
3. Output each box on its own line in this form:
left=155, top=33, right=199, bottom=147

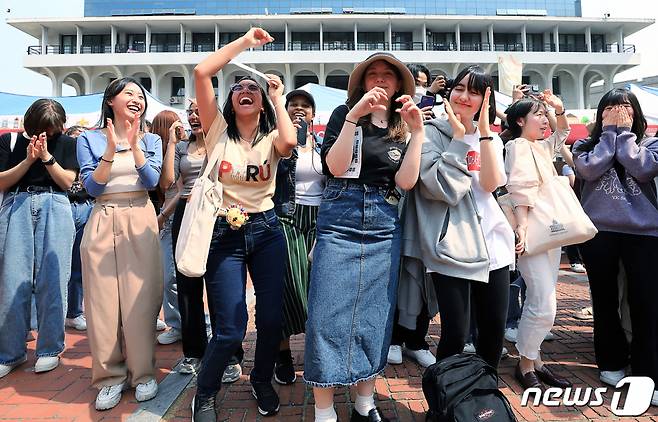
left=2, top=261, right=658, bottom=421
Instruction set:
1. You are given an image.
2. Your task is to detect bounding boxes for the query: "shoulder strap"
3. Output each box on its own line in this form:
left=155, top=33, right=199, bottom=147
left=10, top=132, right=18, bottom=152
left=201, top=136, right=228, bottom=181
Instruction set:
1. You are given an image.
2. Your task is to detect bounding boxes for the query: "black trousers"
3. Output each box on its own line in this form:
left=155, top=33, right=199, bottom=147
left=431, top=266, right=509, bottom=369
left=172, top=199, right=243, bottom=363
left=391, top=303, right=431, bottom=350
left=565, top=244, right=582, bottom=265
left=580, top=231, right=658, bottom=382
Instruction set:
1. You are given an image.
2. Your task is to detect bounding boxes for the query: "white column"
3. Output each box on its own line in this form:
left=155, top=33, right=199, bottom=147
left=54, top=73, right=64, bottom=96
left=111, top=25, right=117, bottom=53
left=319, top=63, right=326, bottom=85
left=76, top=25, right=82, bottom=54
left=387, top=21, right=392, bottom=51
left=553, top=25, right=559, bottom=52
left=145, top=24, right=151, bottom=53
left=617, top=27, right=624, bottom=52
left=214, top=23, right=219, bottom=50
left=40, top=26, right=48, bottom=54
left=354, top=22, right=358, bottom=50
left=521, top=24, right=527, bottom=51
left=488, top=24, right=494, bottom=51
left=576, top=71, right=585, bottom=109
left=285, top=22, right=289, bottom=51
left=455, top=24, right=460, bottom=51
left=319, top=22, right=323, bottom=51
left=422, top=22, right=427, bottom=51
left=585, top=26, right=592, bottom=53
left=180, top=23, right=185, bottom=52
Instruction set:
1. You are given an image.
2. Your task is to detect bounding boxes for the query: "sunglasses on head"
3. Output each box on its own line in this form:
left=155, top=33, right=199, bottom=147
left=230, top=83, right=260, bottom=93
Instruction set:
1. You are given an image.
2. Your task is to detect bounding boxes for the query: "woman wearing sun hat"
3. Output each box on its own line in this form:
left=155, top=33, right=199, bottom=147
left=303, top=52, right=424, bottom=422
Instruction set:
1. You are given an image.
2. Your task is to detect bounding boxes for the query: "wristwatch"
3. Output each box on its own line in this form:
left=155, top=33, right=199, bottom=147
left=41, top=156, right=56, bottom=166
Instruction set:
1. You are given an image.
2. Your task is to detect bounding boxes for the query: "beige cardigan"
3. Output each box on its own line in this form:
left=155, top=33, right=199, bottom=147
left=504, top=128, right=570, bottom=207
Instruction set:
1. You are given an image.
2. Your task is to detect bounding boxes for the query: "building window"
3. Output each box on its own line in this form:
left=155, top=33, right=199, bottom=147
left=326, top=74, right=348, bottom=90
left=171, top=76, right=185, bottom=97
left=60, top=35, right=76, bottom=54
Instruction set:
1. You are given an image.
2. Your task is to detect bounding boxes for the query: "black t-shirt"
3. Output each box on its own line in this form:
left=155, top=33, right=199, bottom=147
left=0, top=132, right=79, bottom=192
left=321, top=105, right=407, bottom=188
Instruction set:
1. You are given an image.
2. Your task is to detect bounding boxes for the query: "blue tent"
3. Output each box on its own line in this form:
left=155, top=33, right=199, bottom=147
left=0, top=92, right=104, bottom=115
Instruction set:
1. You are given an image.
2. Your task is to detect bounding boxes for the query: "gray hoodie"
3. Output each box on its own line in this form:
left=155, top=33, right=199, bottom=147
left=398, top=119, right=490, bottom=329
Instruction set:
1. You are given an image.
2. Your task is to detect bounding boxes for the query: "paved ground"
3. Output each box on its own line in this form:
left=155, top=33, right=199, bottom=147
left=2, top=260, right=657, bottom=421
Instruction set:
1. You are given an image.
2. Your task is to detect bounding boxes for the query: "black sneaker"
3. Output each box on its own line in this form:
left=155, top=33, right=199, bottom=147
left=274, top=349, right=296, bottom=385
left=251, top=381, right=280, bottom=416
left=350, top=407, right=390, bottom=422
left=192, top=393, right=217, bottom=422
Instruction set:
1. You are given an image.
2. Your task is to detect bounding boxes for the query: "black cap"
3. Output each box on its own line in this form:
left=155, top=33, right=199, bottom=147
left=285, top=89, right=316, bottom=112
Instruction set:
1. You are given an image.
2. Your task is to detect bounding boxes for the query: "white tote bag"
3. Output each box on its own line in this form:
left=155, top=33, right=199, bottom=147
left=524, top=146, right=598, bottom=255
left=175, top=138, right=227, bottom=277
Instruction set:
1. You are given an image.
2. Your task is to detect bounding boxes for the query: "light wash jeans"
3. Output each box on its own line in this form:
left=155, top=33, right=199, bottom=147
left=67, top=200, right=94, bottom=319
left=0, top=191, right=75, bottom=364
left=160, top=214, right=181, bottom=331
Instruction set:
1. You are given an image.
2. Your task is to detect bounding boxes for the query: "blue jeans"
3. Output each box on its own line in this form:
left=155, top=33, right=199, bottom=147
left=506, top=272, right=526, bottom=329
left=196, top=209, right=286, bottom=396
left=0, top=191, right=75, bottom=364
left=67, top=200, right=94, bottom=319
left=160, top=214, right=181, bottom=330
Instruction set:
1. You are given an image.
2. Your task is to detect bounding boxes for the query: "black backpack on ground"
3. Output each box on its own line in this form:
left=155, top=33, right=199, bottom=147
left=422, top=353, right=517, bottom=422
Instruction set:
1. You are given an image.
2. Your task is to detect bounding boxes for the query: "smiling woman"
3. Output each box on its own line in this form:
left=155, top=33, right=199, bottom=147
left=75, top=77, right=164, bottom=411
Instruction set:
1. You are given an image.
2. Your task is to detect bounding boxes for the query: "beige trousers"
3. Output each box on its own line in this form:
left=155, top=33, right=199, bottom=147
left=80, top=192, right=163, bottom=388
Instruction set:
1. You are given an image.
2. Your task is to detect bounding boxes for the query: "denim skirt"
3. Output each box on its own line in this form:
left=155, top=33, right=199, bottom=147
left=304, top=179, right=401, bottom=387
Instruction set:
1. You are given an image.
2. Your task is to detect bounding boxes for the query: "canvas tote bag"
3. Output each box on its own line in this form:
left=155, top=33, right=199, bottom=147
left=523, top=144, right=597, bottom=255
left=175, top=138, right=227, bottom=277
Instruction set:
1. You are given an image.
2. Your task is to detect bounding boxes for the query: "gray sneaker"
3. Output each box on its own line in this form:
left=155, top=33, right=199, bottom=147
left=221, top=363, right=242, bottom=383
left=179, top=357, right=201, bottom=374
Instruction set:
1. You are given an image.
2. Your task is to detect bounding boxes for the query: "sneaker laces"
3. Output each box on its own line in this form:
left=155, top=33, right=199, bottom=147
left=196, top=395, right=216, bottom=413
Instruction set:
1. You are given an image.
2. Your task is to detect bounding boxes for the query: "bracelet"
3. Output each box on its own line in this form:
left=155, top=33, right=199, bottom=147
left=479, top=136, right=494, bottom=142
left=555, top=110, right=566, bottom=116
left=344, top=118, right=357, bottom=126
left=100, top=156, right=114, bottom=163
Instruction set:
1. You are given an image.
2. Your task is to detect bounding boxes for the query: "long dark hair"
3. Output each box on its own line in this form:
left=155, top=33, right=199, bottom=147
left=23, top=99, right=67, bottom=137
left=505, top=98, right=547, bottom=139
left=579, top=88, right=647, bottom=152
left=450, top=65, right=496, bottom=122
left=222, top=76, right=276, bottom=145
left=98, top=77, right=149, bottom=130
left=346, top=61, right=408, bottom=142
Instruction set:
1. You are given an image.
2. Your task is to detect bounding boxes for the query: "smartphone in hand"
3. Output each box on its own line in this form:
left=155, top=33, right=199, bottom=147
left=297, top=120, right=308, bottom=146
left=418, top=95, right=436, bottom=109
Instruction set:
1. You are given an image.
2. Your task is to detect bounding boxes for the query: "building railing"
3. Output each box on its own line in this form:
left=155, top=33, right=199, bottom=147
left=357, top=41, right=389, bottom=50
left=493, top=42, right=524, bottom=51
left=391, top=41, right=424, bottom=51
left=428, top=42, right=456, bottom=51
left=80, top=44, right=112, bottom=54
left=149, top=44, right=181, bottom=52
left=261, top=42, right=285, bottom=51
left=460, top=42, right=490, bottom=51
left=183, top=42, right=214, bottom=52
left=115, top=44, right=147, bottom=53
left=323, top=41, right=354, bottom=50
left=288, top=41, right=321, bottom=51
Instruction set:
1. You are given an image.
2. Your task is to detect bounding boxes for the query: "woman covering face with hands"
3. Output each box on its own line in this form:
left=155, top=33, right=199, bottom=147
left=400, top=65, right=514, bottom=373
left=76, top=77, right=164, bottom=411
left=304, top=52, right=423, bottom=422
left=0, top=99, right=77, bottom=380
left=191, top=27, right=296, bottom=421
left=573, top=88, right=658, bottom=404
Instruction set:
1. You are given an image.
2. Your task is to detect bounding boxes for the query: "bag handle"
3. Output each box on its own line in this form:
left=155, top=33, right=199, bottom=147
left=200, top=137, right=228, bottom=181
left=527, top=141, right=558, bottom=186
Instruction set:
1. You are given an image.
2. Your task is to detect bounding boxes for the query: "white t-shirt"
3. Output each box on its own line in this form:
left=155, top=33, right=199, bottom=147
left=295, top=148, right=325, bottom=206
left=462, top=130, right=516, bottom=271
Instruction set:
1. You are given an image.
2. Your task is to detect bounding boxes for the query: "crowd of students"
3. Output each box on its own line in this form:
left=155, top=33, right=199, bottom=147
left=1, top=26, right=657, bottom=422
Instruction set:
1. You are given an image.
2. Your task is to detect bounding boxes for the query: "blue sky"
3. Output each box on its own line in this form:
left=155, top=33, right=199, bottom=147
left=0, top=0, right=656, bottom=97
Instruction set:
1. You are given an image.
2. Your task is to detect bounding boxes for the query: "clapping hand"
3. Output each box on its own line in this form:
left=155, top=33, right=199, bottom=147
left=126, top=113, right=141, bottom=148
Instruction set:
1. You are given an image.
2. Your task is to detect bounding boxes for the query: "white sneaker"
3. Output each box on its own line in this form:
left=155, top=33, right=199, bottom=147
left=95, top=382, right=125, bottom=410
left=0, top=356, right=27, bottom=379
left=570, top=263, right=587, bottom=273
left=387, top=345, right=402, bottom=364
left=504, top=327, right=518, bottom=343
left=463, top=343, right=476, bottom=354
left=652, top=391, right=658, bottom=407
left=404, top=348, right=436, bottom=368
left=135, top=379, right=158, bottom=402
left=600, top=369, right=626, bottom=387
left=156, top=319, right=167, bottom=331
left=157, top=328, right=182, bottom=345
left=544, top=331, right=556, bottom=341
left=34, top=356, right=59, bottom=373
left=65, top=315, right=87, bottom=331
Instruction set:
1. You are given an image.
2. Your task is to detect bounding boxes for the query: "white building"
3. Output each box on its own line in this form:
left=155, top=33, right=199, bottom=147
left=8, top=13, right=654, bottom=109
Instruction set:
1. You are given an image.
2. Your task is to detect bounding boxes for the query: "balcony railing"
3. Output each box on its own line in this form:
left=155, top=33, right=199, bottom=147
left=148, top=44, right=181, bottom=53
left=357, top=42, right=389, bottom=50
left=391, top=41, right=424, bottom=51
left=115, top=43, right=146, bottom=53
left=261, top=42, right=285, bottom=51
left=493, top=42, right=524, bottom=52
left=460, top=42, right=490, bottom=51
left=183, top=43, right=214, bottom=52
left=428, top=42, right=456, bottom=51
left=323, top=41, right=354, bottom=50
left=288, top=41, right=321, bottom=51
left=81, top=44, right=111, bottom=54
left=559, top=43, right=588, bottom=52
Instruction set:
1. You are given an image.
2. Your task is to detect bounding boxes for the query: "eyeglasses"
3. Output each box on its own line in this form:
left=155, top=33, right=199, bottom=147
left=230, top=83, right=260, bottom=93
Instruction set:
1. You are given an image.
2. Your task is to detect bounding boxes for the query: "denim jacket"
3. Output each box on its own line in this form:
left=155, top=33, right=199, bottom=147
left=76, top=130, right=162, bottom=197
left=273, top=133, right=322, bottom=217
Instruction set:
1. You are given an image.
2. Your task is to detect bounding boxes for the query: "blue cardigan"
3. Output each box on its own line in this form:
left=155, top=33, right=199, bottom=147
left=76, top=129, right=162, bottom=197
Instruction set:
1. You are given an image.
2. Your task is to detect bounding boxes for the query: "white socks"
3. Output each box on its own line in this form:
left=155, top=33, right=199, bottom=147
left=354, top=393, right=376, bottom=417
left=314, top=404, right=338, bottom=422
